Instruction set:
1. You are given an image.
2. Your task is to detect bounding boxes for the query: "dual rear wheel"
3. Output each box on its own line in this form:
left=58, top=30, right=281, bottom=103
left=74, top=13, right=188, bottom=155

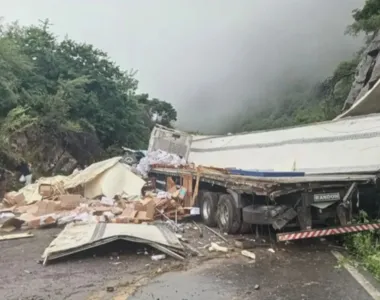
left=199, top=191, right=251, bottom=234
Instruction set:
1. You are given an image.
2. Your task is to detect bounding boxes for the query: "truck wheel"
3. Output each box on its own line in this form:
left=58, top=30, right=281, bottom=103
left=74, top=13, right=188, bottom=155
left=200, top=191, right=219, bottom=227
left=217, top=194, right=242, bottom=234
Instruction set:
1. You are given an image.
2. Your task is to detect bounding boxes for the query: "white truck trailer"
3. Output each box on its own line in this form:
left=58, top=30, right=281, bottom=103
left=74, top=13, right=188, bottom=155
left=146, top=114, right=380, bottom=242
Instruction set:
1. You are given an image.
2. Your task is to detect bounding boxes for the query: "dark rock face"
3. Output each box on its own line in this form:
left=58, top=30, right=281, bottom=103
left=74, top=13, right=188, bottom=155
left=343, top=33, right=380, bottom=110
left=9, top=124, right=103, bottom=176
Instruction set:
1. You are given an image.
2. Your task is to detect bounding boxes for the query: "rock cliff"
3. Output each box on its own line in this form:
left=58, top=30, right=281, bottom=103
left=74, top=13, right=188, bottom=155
left=343, top=33, right=380, bottom=110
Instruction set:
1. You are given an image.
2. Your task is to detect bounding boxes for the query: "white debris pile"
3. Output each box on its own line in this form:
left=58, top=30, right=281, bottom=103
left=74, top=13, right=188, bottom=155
left=136, top=150, right=186, bottom=177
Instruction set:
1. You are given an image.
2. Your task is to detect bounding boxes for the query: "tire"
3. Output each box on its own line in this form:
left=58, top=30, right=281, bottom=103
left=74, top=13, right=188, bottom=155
left=216, top=194, right=242, bottom=234
left=200, top=191, right=219, bottom=227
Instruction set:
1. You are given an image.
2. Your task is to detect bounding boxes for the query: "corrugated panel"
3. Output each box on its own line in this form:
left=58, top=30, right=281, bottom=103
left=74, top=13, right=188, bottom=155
left=42, top=223, right=184, bottom=263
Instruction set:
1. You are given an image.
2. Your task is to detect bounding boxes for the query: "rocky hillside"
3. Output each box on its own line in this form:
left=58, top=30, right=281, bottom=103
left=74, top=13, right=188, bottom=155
left=343, top=32, right=380, bottom=110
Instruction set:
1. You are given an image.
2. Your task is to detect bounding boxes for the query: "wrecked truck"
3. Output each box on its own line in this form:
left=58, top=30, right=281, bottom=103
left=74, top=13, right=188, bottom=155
left=146, top=114, right=380, bottom=242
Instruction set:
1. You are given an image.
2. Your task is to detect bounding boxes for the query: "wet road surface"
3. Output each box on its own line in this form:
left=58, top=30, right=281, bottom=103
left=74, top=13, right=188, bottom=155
left=0, top=228, right=181, bottom=300
left=131, top=242, right=377, bottom=300
left=0, top=226, right=379, bottom=300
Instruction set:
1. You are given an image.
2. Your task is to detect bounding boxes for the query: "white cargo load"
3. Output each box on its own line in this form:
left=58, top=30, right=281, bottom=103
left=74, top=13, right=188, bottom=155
left=188, top=113, right=380, bottom=174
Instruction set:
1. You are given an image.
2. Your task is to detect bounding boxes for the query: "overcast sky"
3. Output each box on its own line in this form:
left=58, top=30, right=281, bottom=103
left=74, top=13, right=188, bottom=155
left=0, top=0, right=365, bottom=132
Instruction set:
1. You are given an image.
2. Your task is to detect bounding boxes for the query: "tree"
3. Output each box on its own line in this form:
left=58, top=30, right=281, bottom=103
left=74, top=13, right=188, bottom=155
left=0, top=19, right=177, bottom=172
left=346, top=0, right=380, bottom=35
left=136, top=94, right=177, bottom=128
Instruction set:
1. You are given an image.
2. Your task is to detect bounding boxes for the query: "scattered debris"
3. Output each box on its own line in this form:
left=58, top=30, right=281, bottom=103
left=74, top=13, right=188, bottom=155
left=209, top=242, right=228, bottom=253
left=268, top=248, right=275, bottom=253
left=234, top=238, right=256, bottom=249
left=106, top=286, right=115, bottom=292
left=136, top=150, right=186, bottom=177
left=204, top=225, right=228, bottom=243
left=151, top=254, right=166, bottom=261
left=0, top=232, right=33, bottom=241
left=241, top=250, right=256, bottom=261
left=192, top=220, right=203, bottom=238
left=254, top=284, right=260, bottom=290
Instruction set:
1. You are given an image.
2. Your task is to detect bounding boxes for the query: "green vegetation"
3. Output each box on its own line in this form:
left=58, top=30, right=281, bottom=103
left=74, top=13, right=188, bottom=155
left=345, top=211, right=380, bottom=279
left=0, top=19, right=177, bottom=169
left=346, top=0, right=380, bottom=35
left=228, top=55, right=359, bottom=133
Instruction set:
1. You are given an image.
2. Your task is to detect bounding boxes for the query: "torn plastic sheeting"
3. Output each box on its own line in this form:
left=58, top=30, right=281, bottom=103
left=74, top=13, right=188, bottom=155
left=42, top=222, right=185, bottom=263
left=64, top=157, right=121, bottom=189
left=64, top=157, right=145, bottom=199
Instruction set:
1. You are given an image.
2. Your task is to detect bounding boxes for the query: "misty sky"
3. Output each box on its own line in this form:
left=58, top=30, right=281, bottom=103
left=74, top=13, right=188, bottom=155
left=0, top=0, right=365, bottom=132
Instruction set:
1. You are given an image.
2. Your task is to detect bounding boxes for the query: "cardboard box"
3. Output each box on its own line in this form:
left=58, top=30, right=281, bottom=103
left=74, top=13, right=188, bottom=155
left=35, top=200, right=59, bottom=216
left=136, top=211, right=152, bottom=221
left=182, top=175, right=193, bottom=207
left=167, top=177, right=176, bottom=193
left=58, top=194, right=82, bottom=210
left=139, top=198, right=156, bottom=219
left=20, top=213, right=56, bottom=229
left=134, top=201, right=144, bottom=211
left=39, top=184, right=53, bottom=198
left=122, top=204, right=138, bottom=219
left=112, top=216, right=131, bottom=223
left=4, top=192, right=25, bottom=207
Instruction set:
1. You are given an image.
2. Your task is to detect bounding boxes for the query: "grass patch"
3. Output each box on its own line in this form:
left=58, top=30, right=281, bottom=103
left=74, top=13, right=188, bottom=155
left=344, top=211, right=380, bottom=279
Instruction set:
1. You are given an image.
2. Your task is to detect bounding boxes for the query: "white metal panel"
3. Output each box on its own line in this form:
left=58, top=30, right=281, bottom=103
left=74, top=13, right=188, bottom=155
left=42, top=223, right=184, bottom=262
left=335, top=76, right=380, bottom=120
left=189, top=113, right=380, bottom=174
left=148, top=125, right=193, bottom=160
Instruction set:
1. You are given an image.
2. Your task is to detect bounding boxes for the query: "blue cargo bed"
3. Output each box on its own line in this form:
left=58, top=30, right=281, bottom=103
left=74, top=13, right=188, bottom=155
left=226, top=168, right=305, bottom=177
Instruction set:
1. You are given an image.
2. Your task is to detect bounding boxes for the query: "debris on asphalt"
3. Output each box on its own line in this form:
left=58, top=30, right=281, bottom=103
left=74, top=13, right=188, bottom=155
left=151, top=254, right=166, bottom=261
left=204, top=225, right=228, bottom=243
left=254, top=284, right=260, bottom=290
left=0, top=232, right=34, bottom=241
left=209, top=242, right=228, bottom=253
left=0, top=153, right=270, bottom=269
left=192, top=220, right=203, bottom=238
left=268, top=248, right=275, bottom=253
left=241, top=250, right=256, bottom=260
left=41, top=223, right=186, bottom=264
left=0, top=157, right=195, bottom=232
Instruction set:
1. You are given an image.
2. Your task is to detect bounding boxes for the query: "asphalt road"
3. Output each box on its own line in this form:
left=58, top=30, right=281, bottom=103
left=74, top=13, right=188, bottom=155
left=0, top=226, right=379, bottom=300
left=130, top=242, right=378, bottom=300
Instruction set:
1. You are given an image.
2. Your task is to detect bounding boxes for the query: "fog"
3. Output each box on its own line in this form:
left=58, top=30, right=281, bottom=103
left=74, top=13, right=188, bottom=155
left=0, top=0, right=365, bottom=133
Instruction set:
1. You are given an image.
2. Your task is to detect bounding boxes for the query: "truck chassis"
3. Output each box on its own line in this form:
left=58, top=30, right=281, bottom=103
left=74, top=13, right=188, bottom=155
left=149, top=165, right=380, bottom=242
